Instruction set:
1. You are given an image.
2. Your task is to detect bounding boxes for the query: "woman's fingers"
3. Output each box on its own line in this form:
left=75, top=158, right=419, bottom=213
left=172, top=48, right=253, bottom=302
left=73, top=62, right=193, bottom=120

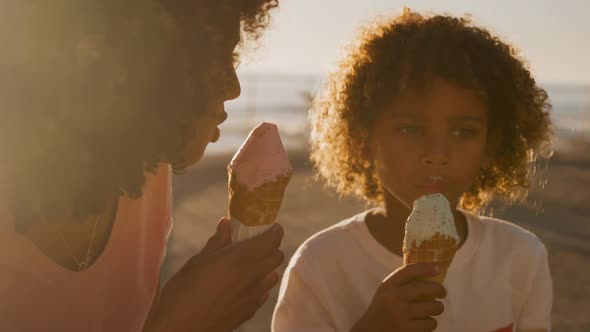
left=211, top=271, right=279, bottom=331
left=234, top=223, right=284, bottom=261
left=251, top=250, right=285, bottom=279
left=201, top=218, right=232, bottom=255
left=230, top=251, right=284, bottom=301
left=256, top=271, right=280, bottom=295
left=208, top=290, right=269, bottom=332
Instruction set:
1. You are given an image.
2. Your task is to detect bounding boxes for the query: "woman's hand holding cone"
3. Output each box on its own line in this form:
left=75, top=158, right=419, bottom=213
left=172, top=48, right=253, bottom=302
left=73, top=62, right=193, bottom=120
left=146, top=218, right=285, bottom=332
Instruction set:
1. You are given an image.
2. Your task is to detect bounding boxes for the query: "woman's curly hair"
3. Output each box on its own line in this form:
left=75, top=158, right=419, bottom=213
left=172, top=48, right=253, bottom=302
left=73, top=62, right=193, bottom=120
left=310, top=8, right=553, bottom=212
left=0, top=0, right=278, bottom=232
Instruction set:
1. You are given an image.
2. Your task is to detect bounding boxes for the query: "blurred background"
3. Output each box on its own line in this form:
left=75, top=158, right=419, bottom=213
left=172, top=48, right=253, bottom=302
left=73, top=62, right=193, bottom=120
left=162, top=1, right=590, bottom=331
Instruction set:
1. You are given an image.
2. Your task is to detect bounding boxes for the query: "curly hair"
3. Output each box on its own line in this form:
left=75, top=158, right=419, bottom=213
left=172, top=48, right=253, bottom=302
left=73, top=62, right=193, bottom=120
left=0, top=0, right=278, bottom=232
left=310, top=8, right=553, bottom=213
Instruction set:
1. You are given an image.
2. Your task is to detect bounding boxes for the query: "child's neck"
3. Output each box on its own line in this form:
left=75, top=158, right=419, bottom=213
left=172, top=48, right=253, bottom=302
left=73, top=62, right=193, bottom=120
left=364, top=193, right=468, bottom=257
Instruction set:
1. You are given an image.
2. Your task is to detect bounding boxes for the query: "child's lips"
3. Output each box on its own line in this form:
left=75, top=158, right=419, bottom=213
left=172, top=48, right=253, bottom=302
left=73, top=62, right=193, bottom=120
left=417, top=178, right=447, bottom=194
left=418, top=185, right=444, bottom=195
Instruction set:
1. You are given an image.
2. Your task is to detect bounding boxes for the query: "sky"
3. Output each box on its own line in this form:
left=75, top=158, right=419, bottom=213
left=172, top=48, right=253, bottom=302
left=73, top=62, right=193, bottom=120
left=237, top=0, right=590, bottom=85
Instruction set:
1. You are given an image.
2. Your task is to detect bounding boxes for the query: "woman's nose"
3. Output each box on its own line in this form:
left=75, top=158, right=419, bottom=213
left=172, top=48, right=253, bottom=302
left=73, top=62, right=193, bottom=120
left=223, top=68, right=241, bottom=101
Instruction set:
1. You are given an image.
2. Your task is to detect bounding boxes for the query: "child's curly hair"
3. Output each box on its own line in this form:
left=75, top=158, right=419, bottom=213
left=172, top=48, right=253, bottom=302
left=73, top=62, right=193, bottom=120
left=310, top=8, right=553, bottom=212
left=0, top=0, right=278, bottom=232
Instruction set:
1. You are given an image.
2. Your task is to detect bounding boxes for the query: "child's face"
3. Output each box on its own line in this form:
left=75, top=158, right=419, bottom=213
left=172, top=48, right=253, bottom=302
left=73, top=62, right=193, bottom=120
left=370, top=78, right=490, bottom=209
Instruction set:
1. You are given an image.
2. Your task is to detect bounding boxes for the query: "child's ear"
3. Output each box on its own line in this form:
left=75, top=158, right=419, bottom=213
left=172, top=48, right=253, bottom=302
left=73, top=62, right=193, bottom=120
left=361, top=144, right=372, bottom=161
left=481, top=154, right=492, bottom=169
left=363, top=131, right=378, bottom=161
left=483, top=129, right=501, bottom=169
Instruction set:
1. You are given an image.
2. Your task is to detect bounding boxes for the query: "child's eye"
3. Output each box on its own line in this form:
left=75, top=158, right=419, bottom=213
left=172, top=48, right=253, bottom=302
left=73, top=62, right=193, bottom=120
left=452, top=128, right=476, bottom=138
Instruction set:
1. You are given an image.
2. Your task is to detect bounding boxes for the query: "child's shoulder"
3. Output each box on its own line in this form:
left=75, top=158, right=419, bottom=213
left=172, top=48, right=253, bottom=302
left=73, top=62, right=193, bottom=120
left=468, top=211, right=547, bottom=255
left=300, top=210, right=369, bottom=249
left=289, top=210, right=371, bottom=265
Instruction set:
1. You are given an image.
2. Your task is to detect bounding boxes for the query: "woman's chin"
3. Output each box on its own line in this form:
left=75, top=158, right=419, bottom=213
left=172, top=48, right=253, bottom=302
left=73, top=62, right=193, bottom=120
left=183, top=146, right=207, bottom=168
left=183, top=129, right=218, bottom=167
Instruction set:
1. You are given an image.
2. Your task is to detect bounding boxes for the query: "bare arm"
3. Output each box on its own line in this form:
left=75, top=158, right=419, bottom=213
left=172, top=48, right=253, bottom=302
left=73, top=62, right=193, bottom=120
left=143, top=277, right=161, bottom=331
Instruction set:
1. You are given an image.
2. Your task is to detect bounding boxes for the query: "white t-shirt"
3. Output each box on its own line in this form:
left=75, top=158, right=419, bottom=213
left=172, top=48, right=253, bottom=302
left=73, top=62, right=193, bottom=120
left=272, top=210, right=552, bottom=332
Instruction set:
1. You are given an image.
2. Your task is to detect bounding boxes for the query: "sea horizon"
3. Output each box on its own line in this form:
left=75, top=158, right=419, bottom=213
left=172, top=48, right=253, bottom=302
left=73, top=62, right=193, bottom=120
left=207, top=72, right=590, bottom=157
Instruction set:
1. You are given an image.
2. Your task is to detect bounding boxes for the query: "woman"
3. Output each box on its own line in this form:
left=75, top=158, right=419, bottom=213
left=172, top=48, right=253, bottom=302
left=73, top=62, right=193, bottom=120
left=0, top=1, right=283, bottom=331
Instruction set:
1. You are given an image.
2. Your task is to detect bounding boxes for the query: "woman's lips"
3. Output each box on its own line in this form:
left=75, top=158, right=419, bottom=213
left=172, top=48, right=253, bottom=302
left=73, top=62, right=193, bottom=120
left=217, top=110, right=228, bottom=125
left=210, top=127, right=221, bottom=143
left=210, top=110, right=227, bottom=143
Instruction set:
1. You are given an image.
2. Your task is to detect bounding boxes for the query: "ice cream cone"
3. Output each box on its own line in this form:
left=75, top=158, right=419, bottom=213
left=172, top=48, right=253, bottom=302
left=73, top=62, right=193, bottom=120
left=403, top=232, right=458, bottom=283
left=402, top=194, right=460, bottom=284
left=226, top=122, right=293, bottom=241
left=227, top=165, right=292, bottom=226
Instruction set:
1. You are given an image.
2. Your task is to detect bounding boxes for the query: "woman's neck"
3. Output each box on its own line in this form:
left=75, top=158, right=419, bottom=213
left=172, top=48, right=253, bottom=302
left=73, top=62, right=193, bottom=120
left=24, top=197, right=119, bottom=272
left=364, top=193, right=468, bottom=257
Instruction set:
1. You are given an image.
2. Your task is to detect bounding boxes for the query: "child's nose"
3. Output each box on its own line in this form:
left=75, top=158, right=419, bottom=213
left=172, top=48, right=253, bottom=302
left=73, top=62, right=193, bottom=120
left=421, top=139, right=450, bottom=167
left=423, top=158, right=449, bottom=167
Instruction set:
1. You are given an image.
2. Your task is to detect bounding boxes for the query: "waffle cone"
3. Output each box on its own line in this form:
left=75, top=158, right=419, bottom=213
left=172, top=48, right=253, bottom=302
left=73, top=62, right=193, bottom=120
left=227, top=166, right=292, bottom=226
left=403, top=233, right=458, bottom=283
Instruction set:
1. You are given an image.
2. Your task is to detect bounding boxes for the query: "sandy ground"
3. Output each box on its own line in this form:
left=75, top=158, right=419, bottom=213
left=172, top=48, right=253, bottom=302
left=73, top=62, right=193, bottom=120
left=161, top=143, right=590, bottom=332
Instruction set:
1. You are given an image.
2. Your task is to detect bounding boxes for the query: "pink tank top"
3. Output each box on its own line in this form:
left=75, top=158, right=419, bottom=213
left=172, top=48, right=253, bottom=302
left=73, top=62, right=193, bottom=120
left=0, top=164, right=173, bottom=331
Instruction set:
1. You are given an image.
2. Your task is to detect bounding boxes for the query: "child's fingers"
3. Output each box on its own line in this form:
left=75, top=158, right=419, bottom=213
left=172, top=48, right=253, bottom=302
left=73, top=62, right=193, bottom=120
left=399, top=317, right=438, bottom=331
left=384, top=262, right=442, bottom=287
left=405, top=300, right=445, bottom=319
left=398, top=280, right=446, bottom=300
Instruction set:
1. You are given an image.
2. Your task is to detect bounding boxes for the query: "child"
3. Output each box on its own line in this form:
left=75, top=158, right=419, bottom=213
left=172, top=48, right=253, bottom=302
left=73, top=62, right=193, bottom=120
left=273, top=8, right=553, bottom=332
left=0, top=1, right=284, bottom=331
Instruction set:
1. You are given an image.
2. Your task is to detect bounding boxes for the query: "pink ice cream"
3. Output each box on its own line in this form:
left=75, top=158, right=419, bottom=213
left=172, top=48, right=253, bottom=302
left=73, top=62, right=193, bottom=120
left=229, top=122, right=293, bottom=190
